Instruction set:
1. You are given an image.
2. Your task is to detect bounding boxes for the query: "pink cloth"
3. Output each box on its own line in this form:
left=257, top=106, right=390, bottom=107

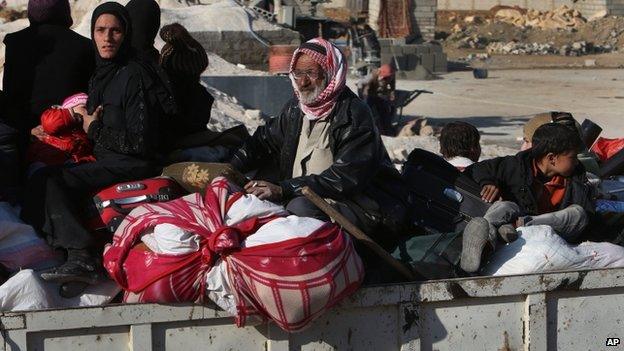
left=61, top=93, right=88, bottom=109
left=289, top=38, right=347, bottom=120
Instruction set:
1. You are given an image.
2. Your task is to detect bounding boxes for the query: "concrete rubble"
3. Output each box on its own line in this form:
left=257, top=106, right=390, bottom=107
left=440, top=5, right=624, bottom=60
left=382, top=134, right=517, bottom=165
left=494, top=5, right=586, bottom=30
left=485, top=40, right=615, bottom=56
left=205, top=85, right=266, bottom=134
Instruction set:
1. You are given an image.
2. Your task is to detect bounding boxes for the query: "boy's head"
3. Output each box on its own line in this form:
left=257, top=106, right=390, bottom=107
left=531, top=123, right=583, bottom=177
left=521, top=111, right=581, bottom=151
left=439, top=121, right=481, bottom=162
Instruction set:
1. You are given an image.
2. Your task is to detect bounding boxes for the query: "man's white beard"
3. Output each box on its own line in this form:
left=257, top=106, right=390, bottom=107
left=298, top=79, right=326, bottom=105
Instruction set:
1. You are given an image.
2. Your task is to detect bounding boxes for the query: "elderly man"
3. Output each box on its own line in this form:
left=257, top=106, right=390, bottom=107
left=230, top=38, right=408, bottom=250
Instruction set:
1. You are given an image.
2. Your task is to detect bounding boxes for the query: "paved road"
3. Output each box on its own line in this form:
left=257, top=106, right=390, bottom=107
left=350, top=69, right=624, bottom=149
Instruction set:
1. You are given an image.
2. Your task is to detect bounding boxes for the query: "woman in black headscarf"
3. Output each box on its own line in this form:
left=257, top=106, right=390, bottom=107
left=125, top=0, right=178, bottom=154
left=158, top=22, right=214, bottom=144
left=21, top=2, right=165, bottom=285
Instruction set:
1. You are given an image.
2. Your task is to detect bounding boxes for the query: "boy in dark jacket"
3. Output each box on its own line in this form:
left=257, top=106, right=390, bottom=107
left=461, top=123, right=594, bottom=272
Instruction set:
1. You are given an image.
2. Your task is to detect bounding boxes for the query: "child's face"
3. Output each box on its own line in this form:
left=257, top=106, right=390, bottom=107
left=548, top=150, right=578, bottom=177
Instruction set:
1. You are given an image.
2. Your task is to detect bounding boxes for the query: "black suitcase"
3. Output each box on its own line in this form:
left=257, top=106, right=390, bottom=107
left=402, top=149, right=490, bottom=233
left=600, top=147, right=624, bottom=178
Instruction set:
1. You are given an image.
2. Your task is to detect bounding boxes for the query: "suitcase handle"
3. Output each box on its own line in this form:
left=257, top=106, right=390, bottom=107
left=108, top=201, right=136, bottom=215
left=100, top=195, right=150, bottom=214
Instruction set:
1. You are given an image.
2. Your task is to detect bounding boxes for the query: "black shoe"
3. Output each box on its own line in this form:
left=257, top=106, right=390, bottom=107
left=40, top=253, right=101, bottom=284
left=498, top=224, right=519, bottom=243
left=59, top=282, right=90, bottom=298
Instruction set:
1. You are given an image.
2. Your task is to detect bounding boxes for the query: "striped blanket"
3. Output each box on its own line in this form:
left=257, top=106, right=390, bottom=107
left=103, top=178, right=364, bottom=331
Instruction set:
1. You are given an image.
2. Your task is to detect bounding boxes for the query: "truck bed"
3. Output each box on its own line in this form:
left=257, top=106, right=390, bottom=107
left=1, top=267, right=623, bottom=350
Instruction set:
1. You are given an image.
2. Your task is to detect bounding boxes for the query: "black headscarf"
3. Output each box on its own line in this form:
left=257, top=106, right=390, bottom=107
left=125, top=0, right=177, bottom=116
left=27, top=0, right=73, bottom=28
left=125, top=0, right=161, bottom=62
left=87, top=2, right=132, bottom=114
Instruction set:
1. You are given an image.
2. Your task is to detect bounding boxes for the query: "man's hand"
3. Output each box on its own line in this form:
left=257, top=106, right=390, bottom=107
left=244, top=180, right=283, bottom=201
left=480, top=184, right=501, bottom=203
left=75, top=105, right=103, bottom=133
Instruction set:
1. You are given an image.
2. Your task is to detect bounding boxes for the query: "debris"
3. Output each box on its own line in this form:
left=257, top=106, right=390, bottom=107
left=244, top=109, right=263, bottom=122
left=420, top=125, right=435, bottom=136
left=487, top=41, right=559, bottom=55
left=397, top=118, right=428, bottom=137
left=467, top=53, right=490, bottom=60
left=393, top=148, right=409, bottom=162
left=494, top=8, right=525, bottom=26
left=585, top=59, right=597, bottom=67
left=588, top=10, right=608, bottom=22
left=457, top=35, right=489, bottom=49
left=451, top=23, right=464, bottom=33
left=464, top=15, right=483, bottom=25
left=487, top=40, right=614, bottom=56
left=494, top=5, right=586, bottom=30
left=397, top=120, right=418, bottom=137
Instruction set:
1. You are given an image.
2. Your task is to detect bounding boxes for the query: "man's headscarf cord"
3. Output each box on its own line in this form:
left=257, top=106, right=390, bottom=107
left=289, top=38, right=347, bottom=121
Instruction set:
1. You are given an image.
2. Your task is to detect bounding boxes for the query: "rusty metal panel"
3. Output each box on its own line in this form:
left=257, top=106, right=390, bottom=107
left=524, top=293, right=548, bottom=351
left=287, top=305, right=398, bottom=350
left=151, top=318, right=269, bottom=351
left=547, top=288, right=624, bottom=350
left=418, top=297, right=526, bottom=350
left=26, top=326, right=129, bottom=351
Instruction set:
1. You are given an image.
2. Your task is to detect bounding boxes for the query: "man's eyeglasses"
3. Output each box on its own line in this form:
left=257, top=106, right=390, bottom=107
left=291, top=70, right=323, bottom=81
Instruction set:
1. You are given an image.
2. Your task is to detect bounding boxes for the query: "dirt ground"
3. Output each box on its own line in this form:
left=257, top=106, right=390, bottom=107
left=445, top=49, right=624, bottom=69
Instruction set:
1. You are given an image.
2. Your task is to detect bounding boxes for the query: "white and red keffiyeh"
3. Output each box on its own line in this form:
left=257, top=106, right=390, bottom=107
left=289, top=38, right=347, bottom=120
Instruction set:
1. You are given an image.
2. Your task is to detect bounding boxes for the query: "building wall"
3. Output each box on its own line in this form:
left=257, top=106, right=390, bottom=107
left=414, top=0, right=437, bottom=40
left=368, top=0, right=382, bottom=31
left=436, top=0, right=574, bottom=11
left=193, top=30, right=301, bottom=70
left=575, top=0, right=608, bottom=17
left=607, top=0, right=624, bottom=15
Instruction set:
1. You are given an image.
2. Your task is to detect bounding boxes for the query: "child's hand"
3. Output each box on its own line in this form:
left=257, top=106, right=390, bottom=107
left=481, top=184, right=500, bottom=203
left=31, top=125, right=46, bottom=140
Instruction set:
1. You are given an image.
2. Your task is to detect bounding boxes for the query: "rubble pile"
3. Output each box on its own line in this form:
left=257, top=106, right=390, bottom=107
left=205, top=85, right=265, bottom=134
left=382, top=134, right=516, bottom=164
left=486, top=40, right=615, bottom=56
left=486, top=41, right=558, bottom=55
left=439, top=6, right=624, bottom=58
left=494, top=5, right=586, bottom=30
